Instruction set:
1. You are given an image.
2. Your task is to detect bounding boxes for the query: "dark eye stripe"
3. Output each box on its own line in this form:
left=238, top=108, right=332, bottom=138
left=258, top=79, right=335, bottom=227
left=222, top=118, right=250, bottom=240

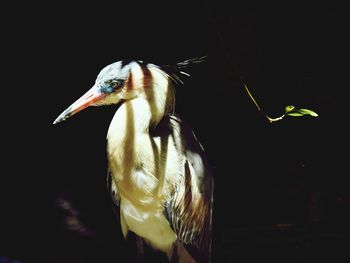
left=110, top=79, right=123, bottom=87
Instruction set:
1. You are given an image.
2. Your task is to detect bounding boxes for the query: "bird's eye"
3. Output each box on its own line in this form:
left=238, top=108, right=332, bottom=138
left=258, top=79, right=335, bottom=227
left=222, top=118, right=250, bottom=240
left=110, top=79, right=124, bottom=88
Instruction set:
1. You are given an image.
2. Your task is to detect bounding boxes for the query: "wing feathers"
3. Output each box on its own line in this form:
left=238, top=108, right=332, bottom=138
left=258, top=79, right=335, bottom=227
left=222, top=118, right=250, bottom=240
left=166, top=160, right=212, bottom=262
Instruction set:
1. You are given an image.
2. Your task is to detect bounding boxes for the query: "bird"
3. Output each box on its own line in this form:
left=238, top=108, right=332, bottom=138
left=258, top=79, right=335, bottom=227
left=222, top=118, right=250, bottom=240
left=53, top=56, right=214, bottom=263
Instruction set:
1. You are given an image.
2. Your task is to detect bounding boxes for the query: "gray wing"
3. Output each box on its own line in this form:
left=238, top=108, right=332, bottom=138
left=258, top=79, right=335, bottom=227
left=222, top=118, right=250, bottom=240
left=163, top=115, right=214, bottom=262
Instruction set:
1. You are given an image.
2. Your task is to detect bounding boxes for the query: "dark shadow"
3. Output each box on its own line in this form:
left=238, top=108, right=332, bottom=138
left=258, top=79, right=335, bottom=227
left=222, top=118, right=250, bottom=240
left=141, top=65, right=171, bottom=197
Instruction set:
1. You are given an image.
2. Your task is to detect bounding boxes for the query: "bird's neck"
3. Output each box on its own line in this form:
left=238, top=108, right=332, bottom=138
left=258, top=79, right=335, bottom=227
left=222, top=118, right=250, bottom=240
left=107, top=67, right=175, bottom=141
left=106, top=68, right=177, bottom=209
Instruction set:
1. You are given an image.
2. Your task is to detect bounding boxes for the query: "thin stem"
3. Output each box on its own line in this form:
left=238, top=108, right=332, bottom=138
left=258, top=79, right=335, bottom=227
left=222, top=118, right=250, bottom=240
left=243, top=82, right=285, bottom=123
left=205, top=6, right=285, bottom=124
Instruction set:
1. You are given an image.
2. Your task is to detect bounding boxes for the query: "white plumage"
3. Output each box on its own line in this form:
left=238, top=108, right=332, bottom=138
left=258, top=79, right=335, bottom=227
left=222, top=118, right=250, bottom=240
left=54, top=57, right=213, bottom=263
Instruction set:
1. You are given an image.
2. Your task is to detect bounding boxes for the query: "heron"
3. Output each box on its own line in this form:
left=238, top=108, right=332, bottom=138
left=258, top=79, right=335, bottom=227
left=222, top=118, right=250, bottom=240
left=53, top=57, right=214, bottom=263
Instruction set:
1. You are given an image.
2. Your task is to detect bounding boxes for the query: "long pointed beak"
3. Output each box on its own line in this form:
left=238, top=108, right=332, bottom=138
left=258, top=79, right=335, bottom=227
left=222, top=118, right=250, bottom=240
left=53, top=86, right=105, bottom=124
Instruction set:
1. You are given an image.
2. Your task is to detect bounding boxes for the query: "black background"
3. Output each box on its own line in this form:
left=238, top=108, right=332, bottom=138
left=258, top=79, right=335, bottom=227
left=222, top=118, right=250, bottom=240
left=1, top=1, right=348, bottom=262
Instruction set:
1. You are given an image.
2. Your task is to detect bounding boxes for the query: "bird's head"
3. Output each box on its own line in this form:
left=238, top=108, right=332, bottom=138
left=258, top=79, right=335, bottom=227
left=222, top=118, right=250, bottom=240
left=53, top=56, right=206, bottom=125
left=53, top=60, right=150, bottom=124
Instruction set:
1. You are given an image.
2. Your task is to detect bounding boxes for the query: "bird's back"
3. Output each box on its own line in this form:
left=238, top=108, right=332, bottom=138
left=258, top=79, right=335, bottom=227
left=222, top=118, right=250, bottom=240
left=163, top=114, right=214, bottom=263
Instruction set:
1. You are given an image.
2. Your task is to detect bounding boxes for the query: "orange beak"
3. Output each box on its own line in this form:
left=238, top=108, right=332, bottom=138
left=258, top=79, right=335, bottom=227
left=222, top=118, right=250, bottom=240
left=53, top=86, right=106, bottom=124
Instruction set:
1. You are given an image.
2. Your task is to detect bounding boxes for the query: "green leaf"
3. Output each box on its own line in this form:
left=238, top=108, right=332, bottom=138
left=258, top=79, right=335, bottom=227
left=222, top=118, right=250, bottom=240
left=286, top=107, right=319, bottom=118
left=298, top=108, right=319, bottom=117
left=285, top=105, right=295, bottom=113
left=286, top=112, right=304, bottom=117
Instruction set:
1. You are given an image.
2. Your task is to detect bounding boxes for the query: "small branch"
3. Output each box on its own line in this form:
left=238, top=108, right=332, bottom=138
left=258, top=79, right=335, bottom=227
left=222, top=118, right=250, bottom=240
left=267, top=115, right=285, bottom=123
left=206, top=12, right=280, bottom=124
left=243, top=82, right=285, bottom=123
left=205, top=5, right=318, bottom=123
left=243, top=82, right=261, bottom=112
